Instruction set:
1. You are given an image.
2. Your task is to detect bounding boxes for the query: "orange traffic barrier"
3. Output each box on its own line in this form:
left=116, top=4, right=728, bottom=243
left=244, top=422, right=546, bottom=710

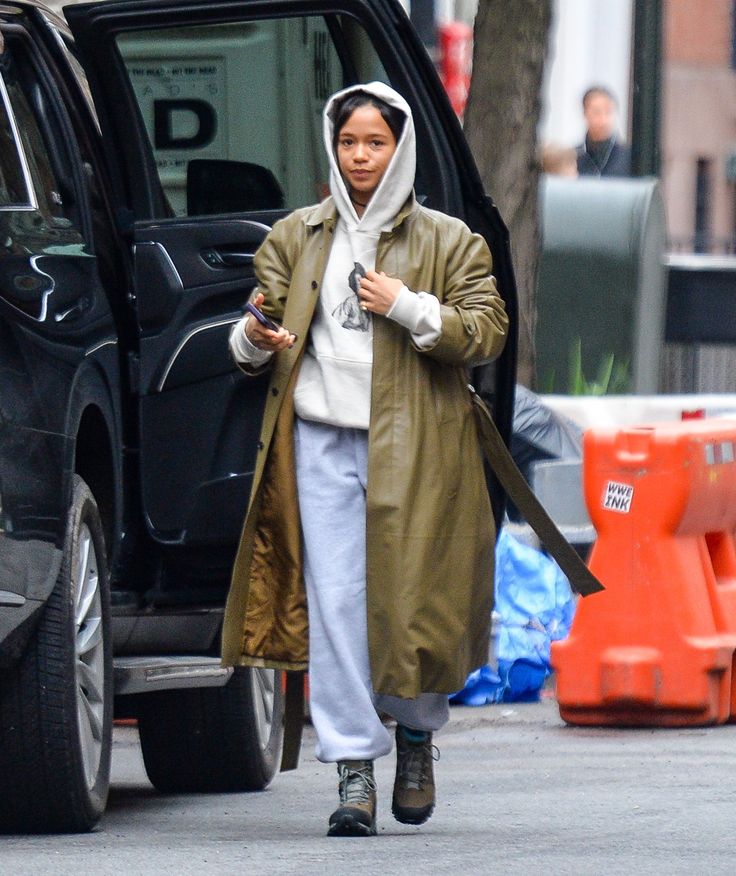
left=552, top=419, right=736, bottom=727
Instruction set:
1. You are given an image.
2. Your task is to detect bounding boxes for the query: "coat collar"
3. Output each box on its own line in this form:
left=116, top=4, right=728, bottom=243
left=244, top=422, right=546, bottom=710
left=303, top=193, right=417, bottom=232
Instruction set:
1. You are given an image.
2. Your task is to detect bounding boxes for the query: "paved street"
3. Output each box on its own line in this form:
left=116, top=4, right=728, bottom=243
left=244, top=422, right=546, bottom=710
left=5, top=696, right=736, bottom=875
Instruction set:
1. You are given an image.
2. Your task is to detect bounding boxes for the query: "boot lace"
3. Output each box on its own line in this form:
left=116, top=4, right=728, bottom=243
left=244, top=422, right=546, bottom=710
left=397, top=739, right=440, bottom=791
left=338, top=762, right=377, bottom=806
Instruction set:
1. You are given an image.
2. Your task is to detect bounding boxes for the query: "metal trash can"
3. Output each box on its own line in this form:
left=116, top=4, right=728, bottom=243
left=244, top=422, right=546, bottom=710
left=536, top=176, right=667, bottom=394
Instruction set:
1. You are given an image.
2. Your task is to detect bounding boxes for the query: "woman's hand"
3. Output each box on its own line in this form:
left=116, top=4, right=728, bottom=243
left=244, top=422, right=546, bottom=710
left=244, top=293, right=295, bottom=351
left=358, top=271, right=403, bottom=315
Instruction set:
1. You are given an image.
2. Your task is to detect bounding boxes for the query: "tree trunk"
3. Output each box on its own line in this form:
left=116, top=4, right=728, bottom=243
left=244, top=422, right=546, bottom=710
left=464, top=0, right=553, bottom=388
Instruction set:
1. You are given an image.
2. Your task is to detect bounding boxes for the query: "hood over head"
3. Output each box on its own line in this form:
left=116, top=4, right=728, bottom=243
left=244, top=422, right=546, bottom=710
left=323, top=81, right=416, bottom=233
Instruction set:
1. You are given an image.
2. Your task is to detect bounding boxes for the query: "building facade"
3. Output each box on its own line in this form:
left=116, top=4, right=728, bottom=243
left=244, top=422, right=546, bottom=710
left=663, top=0, right=736, bottom=254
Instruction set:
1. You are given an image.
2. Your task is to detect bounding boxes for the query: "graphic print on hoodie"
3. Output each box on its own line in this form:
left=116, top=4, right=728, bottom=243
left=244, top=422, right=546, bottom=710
left=333, top=262, right=369, bottom=332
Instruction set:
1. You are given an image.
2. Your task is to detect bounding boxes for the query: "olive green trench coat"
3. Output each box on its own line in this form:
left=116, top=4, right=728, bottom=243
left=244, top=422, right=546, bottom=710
left=221, top=195, right=508, bottom=699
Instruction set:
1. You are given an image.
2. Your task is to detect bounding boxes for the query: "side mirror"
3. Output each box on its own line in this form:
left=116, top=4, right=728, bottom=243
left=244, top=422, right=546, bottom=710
left=186, top=159, right=285, bottom=215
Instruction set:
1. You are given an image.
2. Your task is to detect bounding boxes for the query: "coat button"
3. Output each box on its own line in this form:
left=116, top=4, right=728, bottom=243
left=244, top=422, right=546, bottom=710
left=257, top=441, right=264, bottom=450
left=271, top=387, right=279, bottom=396
left=311, top=281, right=318, bottom=289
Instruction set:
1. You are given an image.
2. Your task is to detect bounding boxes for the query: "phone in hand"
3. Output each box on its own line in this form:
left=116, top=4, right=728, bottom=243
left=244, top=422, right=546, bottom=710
left=244, top=301, right=298, bottom=341
left=245, top=301, right=281, bottom=332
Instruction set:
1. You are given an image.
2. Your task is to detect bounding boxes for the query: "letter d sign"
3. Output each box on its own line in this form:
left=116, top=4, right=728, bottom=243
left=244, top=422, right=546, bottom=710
left=154, top=99, right=217, bottom=149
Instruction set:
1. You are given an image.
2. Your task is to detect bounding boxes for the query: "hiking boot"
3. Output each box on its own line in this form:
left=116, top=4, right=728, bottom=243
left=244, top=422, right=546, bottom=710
left=327, top=760, right=377, bottom=837
left=392, top=726, right=439, bottom=825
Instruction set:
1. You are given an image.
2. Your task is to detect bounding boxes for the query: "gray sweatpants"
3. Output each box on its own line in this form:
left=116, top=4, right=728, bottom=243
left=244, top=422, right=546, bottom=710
left=293, top=416, right=449, bottom=763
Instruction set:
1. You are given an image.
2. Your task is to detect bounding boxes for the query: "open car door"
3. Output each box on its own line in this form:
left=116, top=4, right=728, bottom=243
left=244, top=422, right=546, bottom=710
left=65, top=0, right=517, bottom=546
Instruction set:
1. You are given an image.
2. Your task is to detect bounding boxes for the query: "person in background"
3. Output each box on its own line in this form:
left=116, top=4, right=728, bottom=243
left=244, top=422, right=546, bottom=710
left=541, top=143, right=579, bottom=178
left=576, top=86, right=631, bottom=177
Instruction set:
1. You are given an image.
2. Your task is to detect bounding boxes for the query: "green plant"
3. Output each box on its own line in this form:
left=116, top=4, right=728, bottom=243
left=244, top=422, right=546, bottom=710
left=565, top=338, right=630, bottom=395
left=541, top=339, right=631, bottom=395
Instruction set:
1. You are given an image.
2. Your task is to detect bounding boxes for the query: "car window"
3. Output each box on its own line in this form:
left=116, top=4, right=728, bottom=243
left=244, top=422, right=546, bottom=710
left=0, top=73, right=34, bottom=209
left=40, top=16, right=100, bottom=133
left=1, top=33, right=84, bottom=231
left=116, top=15, right=390, bottom=217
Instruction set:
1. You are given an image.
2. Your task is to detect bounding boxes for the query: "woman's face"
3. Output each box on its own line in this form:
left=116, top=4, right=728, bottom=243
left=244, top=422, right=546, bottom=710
left=336, top=105, right=397, bottom=202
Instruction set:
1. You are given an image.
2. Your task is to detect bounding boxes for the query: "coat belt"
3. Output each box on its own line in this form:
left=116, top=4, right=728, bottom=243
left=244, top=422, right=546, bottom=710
left=470, top=388, right=604, bottom=598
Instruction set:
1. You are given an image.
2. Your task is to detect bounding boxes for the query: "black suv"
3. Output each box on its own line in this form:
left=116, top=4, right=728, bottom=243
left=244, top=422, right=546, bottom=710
left=0, top=0, right=516, bottom=833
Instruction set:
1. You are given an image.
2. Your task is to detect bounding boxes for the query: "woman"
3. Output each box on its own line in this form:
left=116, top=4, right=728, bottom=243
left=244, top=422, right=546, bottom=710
left=223, top=82, right=508, bottom=837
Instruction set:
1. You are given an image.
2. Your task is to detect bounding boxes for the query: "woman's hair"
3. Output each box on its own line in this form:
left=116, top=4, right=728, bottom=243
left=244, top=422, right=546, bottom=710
left=332, top=91, right=406, bottom=151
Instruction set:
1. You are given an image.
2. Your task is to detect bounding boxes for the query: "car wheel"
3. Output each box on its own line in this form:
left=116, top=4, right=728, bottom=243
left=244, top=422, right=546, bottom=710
left=0, top=475, right=113, bottom=833
left=136, top=666, right=284, bottom=793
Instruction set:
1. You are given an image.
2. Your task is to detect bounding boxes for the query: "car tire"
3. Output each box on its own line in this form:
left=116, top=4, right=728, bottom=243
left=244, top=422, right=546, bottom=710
left=136, top=666, right=284, bottom=793
left=0, top=475, right=113, bottom=833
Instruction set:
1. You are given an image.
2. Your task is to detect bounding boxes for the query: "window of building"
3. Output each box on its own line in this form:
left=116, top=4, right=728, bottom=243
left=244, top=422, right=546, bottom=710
left=694, top=157, right=712, bottom=253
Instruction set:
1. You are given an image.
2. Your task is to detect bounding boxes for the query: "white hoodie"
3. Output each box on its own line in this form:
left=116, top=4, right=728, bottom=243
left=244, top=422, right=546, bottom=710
left=230, top=82, right=441, bottom=429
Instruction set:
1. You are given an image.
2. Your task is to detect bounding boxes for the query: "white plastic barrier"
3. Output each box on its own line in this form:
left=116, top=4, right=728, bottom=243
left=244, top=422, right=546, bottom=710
left=541, top=393, right=736, bottom=431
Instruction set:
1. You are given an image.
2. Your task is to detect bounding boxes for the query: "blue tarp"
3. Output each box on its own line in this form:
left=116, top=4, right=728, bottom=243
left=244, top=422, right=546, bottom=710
left=450, top=529, right=576, bottom=705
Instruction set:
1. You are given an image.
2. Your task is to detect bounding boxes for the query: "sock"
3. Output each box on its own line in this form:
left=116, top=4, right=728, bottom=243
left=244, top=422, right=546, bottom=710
left=400, top=726, right=429, bottom=743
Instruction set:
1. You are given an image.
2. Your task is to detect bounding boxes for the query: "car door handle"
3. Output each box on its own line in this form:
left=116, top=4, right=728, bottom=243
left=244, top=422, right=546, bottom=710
left=219, top=251, right=255, bottom=267
left=201, top=247, right=255, bottom=268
